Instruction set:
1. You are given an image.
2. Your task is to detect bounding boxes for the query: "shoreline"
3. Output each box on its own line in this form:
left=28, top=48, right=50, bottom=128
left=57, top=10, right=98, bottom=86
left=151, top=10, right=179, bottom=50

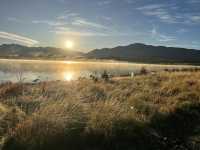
left=0, top=58, right=199, bottom=67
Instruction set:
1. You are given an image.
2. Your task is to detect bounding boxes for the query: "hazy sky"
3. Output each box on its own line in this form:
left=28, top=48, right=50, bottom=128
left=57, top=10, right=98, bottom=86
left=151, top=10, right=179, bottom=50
left=0, top=0, right=200, bottom=51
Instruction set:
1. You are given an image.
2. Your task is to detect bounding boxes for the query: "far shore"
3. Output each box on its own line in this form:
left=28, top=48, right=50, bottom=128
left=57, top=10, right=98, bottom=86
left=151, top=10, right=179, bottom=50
left=0, top=57, right=200, bottom=67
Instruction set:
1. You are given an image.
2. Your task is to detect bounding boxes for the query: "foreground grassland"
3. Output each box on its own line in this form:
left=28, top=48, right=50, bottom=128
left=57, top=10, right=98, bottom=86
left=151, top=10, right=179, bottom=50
left=1, top=71, right=200, bottom=150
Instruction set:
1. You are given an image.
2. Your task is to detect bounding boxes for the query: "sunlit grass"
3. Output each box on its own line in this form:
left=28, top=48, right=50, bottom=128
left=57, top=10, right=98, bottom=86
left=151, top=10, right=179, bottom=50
left=1, top=71, right=200, bottom=149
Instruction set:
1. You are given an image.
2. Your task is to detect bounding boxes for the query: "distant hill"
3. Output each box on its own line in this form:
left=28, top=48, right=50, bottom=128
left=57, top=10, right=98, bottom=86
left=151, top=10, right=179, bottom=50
left=86, top=43, right=200, bottom=64
left=0, top=44, right=83, bottom=59
left=1, top=43, right=200, bottom=64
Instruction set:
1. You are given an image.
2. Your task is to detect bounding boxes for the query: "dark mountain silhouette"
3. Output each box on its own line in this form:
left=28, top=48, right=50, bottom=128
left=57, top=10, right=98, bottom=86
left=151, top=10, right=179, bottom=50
left=1, top=43, right=200, bottom=64
left=0, top=44, right=83, bottom=59
left=86, top=43, right=200, bottom=64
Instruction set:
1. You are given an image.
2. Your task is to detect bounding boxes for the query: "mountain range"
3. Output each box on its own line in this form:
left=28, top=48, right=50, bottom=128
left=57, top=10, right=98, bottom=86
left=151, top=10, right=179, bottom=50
left=0, top=43, right=200, bottom=64
left=0, top=44, right=83, bottom=59
left=86, top=43, right=200, bottom=64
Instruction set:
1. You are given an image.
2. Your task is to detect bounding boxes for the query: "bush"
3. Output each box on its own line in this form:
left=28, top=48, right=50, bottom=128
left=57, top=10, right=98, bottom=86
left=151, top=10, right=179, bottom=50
left=0, top=83, right=23, bottom=98
left=101, top=70, right=109, bottom=81
left=140, top=67, right=148, bottom=75
left=0, top=103, right=25, bottom=149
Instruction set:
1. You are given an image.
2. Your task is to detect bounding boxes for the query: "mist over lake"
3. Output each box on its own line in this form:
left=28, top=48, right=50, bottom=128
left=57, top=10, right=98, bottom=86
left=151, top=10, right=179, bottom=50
left=0, top=59, right=198, bottom=82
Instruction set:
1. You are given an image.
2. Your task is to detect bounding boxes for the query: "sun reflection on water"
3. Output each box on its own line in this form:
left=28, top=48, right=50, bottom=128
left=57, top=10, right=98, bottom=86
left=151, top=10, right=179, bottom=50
left=63, top=71, right=74, bottom=81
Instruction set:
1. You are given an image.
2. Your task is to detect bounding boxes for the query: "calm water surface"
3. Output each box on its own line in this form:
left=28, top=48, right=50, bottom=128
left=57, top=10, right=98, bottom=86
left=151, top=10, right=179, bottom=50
left=0, top=59, right=198, bottom=82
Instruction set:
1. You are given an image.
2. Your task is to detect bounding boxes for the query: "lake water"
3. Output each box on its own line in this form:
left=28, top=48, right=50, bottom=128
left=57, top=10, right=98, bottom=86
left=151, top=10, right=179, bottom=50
left=0, top=59, right=198, bottom=82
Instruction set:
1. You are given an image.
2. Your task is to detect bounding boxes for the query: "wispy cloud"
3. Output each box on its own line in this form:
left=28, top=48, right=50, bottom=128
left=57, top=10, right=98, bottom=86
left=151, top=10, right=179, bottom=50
left=32, top=12, right=109, bottom=30
left=187, top=0, right=200, bottom=4
left=54, top=30, right=109, bottom=37
left=158, top=34, right=176, bottom=42
left=137, top=3, right=200, bottom=25
left=7, top=17, right=24, bottom=23
left=31, top=11, right=111, bottom=37
left=151, top=27, right=176, bottom=42
left=190, top=15, right=200, bottom=23
left=72, top=18, right=108, bottom=29
left=151, top=26, right=157, bottom=37
left=101, top=16, right=112, bottom=21
left=51, top=26, right=135, bottom=37
left=32, top=20, right=66, bottom=26
left=180, top=13, right=200, bottom=25
left=137, top=4, right=165, bottom=10
left=32, top=11, right=134, bottom=38
left=97, top=0, right=112, bottom=6
left=190, top=41, right=200, bottom=49
left=176, top=28, right=188, bottom=34
left=125, top=0, right=136, bottom=4
left=57, top=12, right=79, bottom=20
left=0, top=31, right=39, bottom=46
left=51, top=27, right=109, bottom=36
left=192, top=41, right=199, bottom=44
left=57, top=0, right=65, bottom=3
left=137, top=4, right=178, bottom=23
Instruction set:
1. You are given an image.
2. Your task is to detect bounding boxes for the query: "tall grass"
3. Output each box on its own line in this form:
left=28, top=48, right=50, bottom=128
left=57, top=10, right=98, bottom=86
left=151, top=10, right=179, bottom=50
left=0, top=71, right=200, bottom=149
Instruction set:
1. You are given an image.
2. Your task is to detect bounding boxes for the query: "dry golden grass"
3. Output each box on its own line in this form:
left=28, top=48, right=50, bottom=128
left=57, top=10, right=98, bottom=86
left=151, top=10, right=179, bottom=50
left=1, top=71, right=200, bottom=150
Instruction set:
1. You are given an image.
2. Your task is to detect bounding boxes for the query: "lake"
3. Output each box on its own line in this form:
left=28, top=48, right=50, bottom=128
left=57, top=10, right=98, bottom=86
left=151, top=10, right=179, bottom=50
left=0, top=59, right=198, bottom=82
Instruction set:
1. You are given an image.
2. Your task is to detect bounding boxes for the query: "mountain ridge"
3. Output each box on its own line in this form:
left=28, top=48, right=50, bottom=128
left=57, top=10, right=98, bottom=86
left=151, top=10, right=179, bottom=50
left=1, top=43, right=200, bottom=64
left=86, top=43, right=200, bottom=64
left=0, top=44, right=83, bottom=59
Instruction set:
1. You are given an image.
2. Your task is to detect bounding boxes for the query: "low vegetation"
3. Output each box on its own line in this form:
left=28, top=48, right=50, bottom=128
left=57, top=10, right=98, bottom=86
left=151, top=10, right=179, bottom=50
left=1, top=71, right=200, bottom=150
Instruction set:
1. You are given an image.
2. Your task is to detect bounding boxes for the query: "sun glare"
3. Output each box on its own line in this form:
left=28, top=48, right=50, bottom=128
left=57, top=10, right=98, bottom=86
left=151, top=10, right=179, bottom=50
left=63, top=72, right=74, bottom=81
left=65, top=40, right=74, bottom=49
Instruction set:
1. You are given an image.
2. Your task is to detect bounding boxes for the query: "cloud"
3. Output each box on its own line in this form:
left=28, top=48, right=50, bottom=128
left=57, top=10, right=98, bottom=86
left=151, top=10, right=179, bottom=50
left=31, top=11, right=111, bottom=36
left=187, top=0, right=200, bottom=4
left=176, top=28, right=188, bottom=34
left=32, top=12, right=109, bottom=30
left=137, top=4, right=165, bottom=10
left=32, top=12, right=80, bottom=27
left=151, top=27, right=176, bottom=42
left=7, top=17, right=24, bottom=23
left=137, top=3, right=200, bottom=25
left=101, top=16, right=112, bottom=21
left=190, top=41, right=200, bottom=49
left=72, top=18, right=109, bottom=29
left=125, top=0, right=136, bottom=4
left=158, top=34, right=176, bottom=42
left=57, top=13, right=79, bottom=20
left=151, top=26, right=157, bottom=37
left=0, top=31, right=39, bottom=46
left=180, top=13, right=200, bottom=25
left=32, top=11, right=133, bottom=38
left=137, top=4, right=178, bottom=23
left=51, top=27, right=109, bottom=36
left=58, top=0, right=65, bottom=3
left=190, top=15, right=200, bottom=23
left=54, top=30, right=109, bottom=37
left=192, top=41, right=199, bottom=44
left=32, top=20, right=66, bottom=26
left=51, top=26, right=135, bottom=37
left=97, top=0, right=112, bottom=6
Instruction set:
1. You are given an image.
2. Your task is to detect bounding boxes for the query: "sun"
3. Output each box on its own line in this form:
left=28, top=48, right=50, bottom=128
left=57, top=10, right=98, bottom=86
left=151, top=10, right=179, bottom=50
left=65, top=40, right=74, bottom=49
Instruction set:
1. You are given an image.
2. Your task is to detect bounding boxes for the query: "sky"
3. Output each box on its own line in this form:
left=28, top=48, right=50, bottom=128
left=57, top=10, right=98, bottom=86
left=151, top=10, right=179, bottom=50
left=0, top=0, right=200, bottom=52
